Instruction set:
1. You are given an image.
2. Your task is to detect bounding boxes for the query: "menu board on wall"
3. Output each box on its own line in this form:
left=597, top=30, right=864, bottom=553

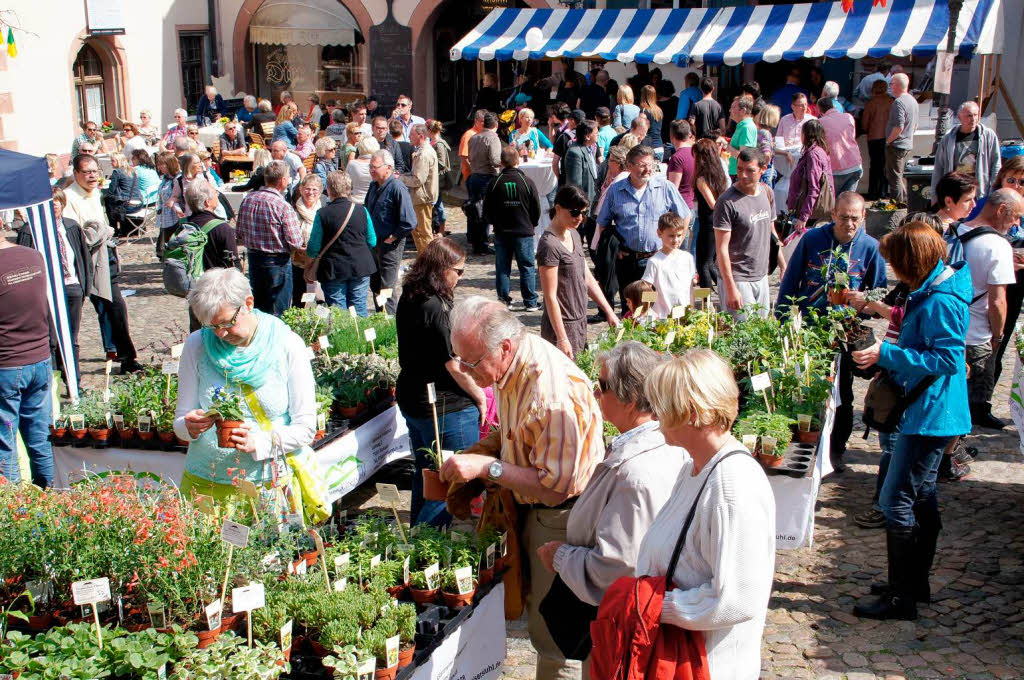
left=369, top=2, right=412, bottom=112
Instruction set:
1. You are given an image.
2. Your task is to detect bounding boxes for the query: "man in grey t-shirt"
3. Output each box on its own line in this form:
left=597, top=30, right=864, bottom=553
left=714, top=148, right=775, bottom=320
left=884, top=73, right=918, bottom=203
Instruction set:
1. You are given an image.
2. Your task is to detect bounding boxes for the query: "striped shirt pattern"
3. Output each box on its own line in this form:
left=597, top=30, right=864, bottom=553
left=236, top=187, right=302, bottom=254
left=494, top=334, right=604, bottom=505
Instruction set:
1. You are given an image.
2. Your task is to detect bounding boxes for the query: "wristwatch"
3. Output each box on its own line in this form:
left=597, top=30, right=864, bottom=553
left=487, top=460, right=504, bottom=482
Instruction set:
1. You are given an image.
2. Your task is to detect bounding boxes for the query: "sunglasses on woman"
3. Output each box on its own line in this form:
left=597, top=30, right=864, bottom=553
left=568, top=208, right=587, bottom=218
left=451, top=267, right=465, bottom=277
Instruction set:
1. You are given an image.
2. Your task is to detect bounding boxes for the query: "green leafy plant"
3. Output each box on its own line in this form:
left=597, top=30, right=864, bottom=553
left=206, top=386, right=245, bottom=421
left=734, top=410, right=795, bottom=455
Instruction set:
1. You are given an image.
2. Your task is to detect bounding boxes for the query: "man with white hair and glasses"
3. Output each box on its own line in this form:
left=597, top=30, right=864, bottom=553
left=441, top=296, right=603, bottom=680
left=930, top=101, right=1001, bottom=202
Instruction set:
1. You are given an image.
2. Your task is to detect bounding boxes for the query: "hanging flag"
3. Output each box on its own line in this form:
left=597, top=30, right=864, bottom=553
left=6, top=28, right=16, bottom=58
left=842, top=0, right=886, bottom=13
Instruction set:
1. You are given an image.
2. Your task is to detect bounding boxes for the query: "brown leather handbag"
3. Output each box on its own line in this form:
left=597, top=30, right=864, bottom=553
left=303, top=203, right=353, bottom=284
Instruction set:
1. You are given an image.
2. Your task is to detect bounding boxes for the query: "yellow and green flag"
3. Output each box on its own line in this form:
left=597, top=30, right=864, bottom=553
left=6, top=28, right=16, bottom=58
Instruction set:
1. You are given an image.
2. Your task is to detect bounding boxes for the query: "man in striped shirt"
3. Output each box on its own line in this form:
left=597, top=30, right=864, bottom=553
left=235, top=160, right=302, bottom=315
left=442, top=296, right=603, bottom=680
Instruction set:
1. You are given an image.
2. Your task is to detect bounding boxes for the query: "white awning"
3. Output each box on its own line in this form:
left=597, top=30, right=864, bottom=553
left=250, top=0, right=360, bottom=47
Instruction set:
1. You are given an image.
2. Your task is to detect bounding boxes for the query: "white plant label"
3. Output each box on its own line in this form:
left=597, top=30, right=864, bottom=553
left=103, top=389, right=111, bottom=402
left=301, top=292, right=316, bottom=304
left=364, top=327, right=377, bottom=342
left=237, top=479, right=259, bottom=499
left=375, top=482, right=401, bottom=504
left=761, top=436, right=778, bottom=455
left=147, top=603, right=166, bottom=629
left=751, top=372, right=772, bottom=393
left=317, top=335, right=330, bottom=350
left=137, top=415, right=151, bottom=433
left=455, top=566, right=475, bottom=595
left=333, top=578, right=347, bottom=592
left=426, top=382, right=437, bottom=404
left=370, top=554, right=381, bottom=569
left=797, top=414, right=812, bottom=431
left=280, top=620, right=293, bottom=651
left=663, top=331, right=676, bottom=347
left=69, top=414, right=85, bottom=430
left=220, top=520, right=250, bottom=548
left=403, top=556, right=410, bottom=584
left=386, top=634, right=401, bottom=669
left=294, top=559, right=308, bottom=575
left=486, top=544, right=496, bottom=570
left=335, top=553, right=350, bottom=571
left=113, top=414, right=124, bottom=429
left=424, top=563, right=440, bottom=590
left=104, top=360, right=114, bottom=375
left=499, top=532, right=508, bottom=557
left=671, top=305, right=685, bottom=319
left=231, top=582, right=265, bottom=612
left=742, top=434, right=758, bottom=451
left=170, top=343, right=184, bottom=359
left=314, top=305, right=330, bottom=319
left=375, top=293, right=388, bottom=308
left=348, top=305, right=357, bottom=318
left=205, top=599, right=222, bottom=631
left=72, top=578, right=111, bottom=605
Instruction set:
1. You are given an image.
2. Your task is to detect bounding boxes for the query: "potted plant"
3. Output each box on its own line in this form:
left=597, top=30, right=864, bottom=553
left=362, top=627, right=397, bottom=680
left=112, top=381, right=140, bottom=441
left=440, top=567, right=476, bottom=609
left=82, top=392, right=112, bottom=443
left=392, top=603, right=416, bottom=669
left=156, top=408, right=177, bottom=444
left=207, top=386, right=246, bottom=448
left=408, top=571, right=438, bottom=605
left=333, top=380, right=369, bottom=420
left=50, top=414, right=68, bottom=440
left=824, top=247, right=852, bottom=306
left=315, top=384, right=334, bottom=440
left=375, top=559, right=407, bottom=599
left=420, top=446, right=449, bottom=501
left=734, top=411, right=794, bottom=467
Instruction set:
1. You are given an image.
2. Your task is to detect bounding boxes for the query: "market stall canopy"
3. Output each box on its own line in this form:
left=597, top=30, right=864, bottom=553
left=250, top=0, right=360, bottom=47
left=449, top=0, right=1002, bottom=65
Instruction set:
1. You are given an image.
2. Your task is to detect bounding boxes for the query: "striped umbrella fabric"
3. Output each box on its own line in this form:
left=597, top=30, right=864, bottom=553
left=25, top=200, right=79, bottom=402
left=449, top=0, right=1002, bottom=65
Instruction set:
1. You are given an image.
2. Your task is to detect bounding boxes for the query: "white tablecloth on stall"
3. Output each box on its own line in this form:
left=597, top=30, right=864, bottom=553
left=198, top=124, right=225, bottom=149
left=52, top=406, right=410, bottom=506
left=518, top=154, right=558, bottom=241
left=219, top=182, right=247, bottom=213
left=409, top=583, right=506, bottom=680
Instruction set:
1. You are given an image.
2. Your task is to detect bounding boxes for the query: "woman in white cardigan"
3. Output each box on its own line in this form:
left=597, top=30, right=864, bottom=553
left=635, top=349, right=776, bottom=679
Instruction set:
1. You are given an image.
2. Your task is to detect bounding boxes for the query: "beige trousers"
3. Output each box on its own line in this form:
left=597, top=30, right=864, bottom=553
left=522, top=507, right=582, bottom=680
left=413, top=203, right=435, bottom=253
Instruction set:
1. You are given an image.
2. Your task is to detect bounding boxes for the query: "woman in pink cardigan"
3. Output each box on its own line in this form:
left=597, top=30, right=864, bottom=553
left=818, top=96, right=863, bottom=195
left=787, top=118, right=834, bottom=236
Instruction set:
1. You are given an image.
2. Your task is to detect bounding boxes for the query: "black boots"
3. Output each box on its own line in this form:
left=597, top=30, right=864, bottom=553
left=854, top=526, right=919, bottom=620
left=970, top=402, right=1007, bottom=430
left=867, top=508, right=940, bottom=603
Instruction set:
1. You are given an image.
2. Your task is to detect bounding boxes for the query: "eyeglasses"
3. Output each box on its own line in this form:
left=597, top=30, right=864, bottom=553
left=568, top=208, right=588, bottom=218
left=458, top=346, right=495, bottom=370
left=203, top=304, right=243, bottom=331
left=396, top=102, right=410, bottom=108
left=1005, top=177, right=1022, bottom=186
left=451, top=266, right=465, bottom=277
left=188, top=131, right=199, bottom=136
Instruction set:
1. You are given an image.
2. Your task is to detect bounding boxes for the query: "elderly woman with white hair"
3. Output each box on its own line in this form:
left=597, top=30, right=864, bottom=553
left=536, top=341, right=687, bottom=674
left=634, top=349, right=775, bottom=679
left=196, top=85, right=226, bottom=126
left=138, top=109, right=159, bottom=138
left=313, top=136, right=338, bottom=188
left=178, top=180, right=238, bottom=330
left=235, top=94, right=258, bottom=126
left=174, top=266, right=317, bottom=511
left=162, top=108, right=189, bottom=151
left=305, top=171, right=377, bottom=314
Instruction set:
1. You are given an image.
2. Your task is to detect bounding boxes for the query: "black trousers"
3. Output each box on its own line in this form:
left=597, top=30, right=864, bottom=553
left=695, top=214, right=719, bottom=289
left=994, top=278, right=1024, bottom=384
left=867, top=139, right=888, bottom=199
left=90, top=284, right=137, bottom=363
left=371, top=237, right=405, bottom=315
left=831, top=352, right=855, bottom=459
left=54, top=284, right=85, bottom=390
left=593, top=229, right=620, bottom=317
left=614, top=249, right=651, bottom=316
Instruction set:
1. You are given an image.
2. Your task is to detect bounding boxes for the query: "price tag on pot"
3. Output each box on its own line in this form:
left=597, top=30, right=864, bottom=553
left=314, top=305, right=330, bottom=320
left=280, top=620, right=293, bottom=651
left=364, top=327, right=377, bottom=342
left=750, top=372, right=772, bottom=393
left=137, top=415, right=151, bottom=433
left=424, top=563, right=440, bottom=590
left=375, top=482, right=401, bottom=504
left=370, top=554, right=381, bottom=569
left=333, top=578, right=347, bottom=592
left=403, top=556, right=410, bottom=584
left=741, top=434, right=758, bottom=452
left=386, top=634, right=401, bottom=669
left=171, top=343, right=184, bottom=359
left=663, top=331, right=676, bottom=347
left=231, top=582, right=265, bottom=613
left=113, top=414, right=124, bottom=429
left=147, top=603, right=166, bottom=629
left=237, top=479, right=260, bottom=499
left=317, top=335, right=330, bottom=351
left=195, top=494, right=216, bottom=516
left=671, top=305, right=686, bottom=319
left=220, top=519, right=251, bottom=548
left=426, top=382, right=437, bottom=404
left=499, top=532, right=508, bottom=557
left=72, top=577, right=111, bottom=605
left=69, top=414, right=85, bottom=430
left=161, top=361, right=178, bottom=375
left=486, top=543, right=496, bottom=570
left=202, top=602, right=221, bottom=630
left=455, top=566, right=475, bottom=595
left=301, top=292, right=316, bottom=306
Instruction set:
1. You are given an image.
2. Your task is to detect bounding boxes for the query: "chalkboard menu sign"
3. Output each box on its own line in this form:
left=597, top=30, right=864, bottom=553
left=370, top=1, right=412, bottom=113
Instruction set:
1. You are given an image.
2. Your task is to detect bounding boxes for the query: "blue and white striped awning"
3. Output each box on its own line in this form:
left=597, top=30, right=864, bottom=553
left=449, top=0, right=1003, bottom=66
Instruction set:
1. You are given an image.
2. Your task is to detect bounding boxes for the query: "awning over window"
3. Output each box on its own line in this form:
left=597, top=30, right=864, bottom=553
left=250, top=0, right=360, bottom=46
left=449, top=0, right=1003, bottom=65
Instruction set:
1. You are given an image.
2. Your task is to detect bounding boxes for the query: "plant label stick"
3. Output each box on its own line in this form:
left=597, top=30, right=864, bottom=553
left=280, top=620, right=293, bottom=653
left=301, top=292, right=316, bottom=308
left=364, top=327, right=377, bottom=354
left=375, top=480, right=409, bottom=541
left=317, top=334, right=331, bottom=361
left=750, top=371, right=773, bottom=413
left=205, top=599, right=222, bottom=631
left=424, top=563, right=439, bottom=590
left=615, top=325, right=625, bottom=343
left=314, top=305, right=331, bottom=320
left=663, top=330, right=676, bottom=347
left=376, top=293, right=389, bottom=317
left=370, top=554, right=381, bottom=569
left=671, top=305, right=686, bottom=320
left=171, top=343, right=184, bottom=359
left=386, top=634, right=401, bottom=669
left=348, top=305, right=359, bottom=333
left=220, top=520, right=251, bottom=548
left=426, top=383, right=442, bottom=459
left=311, top=530, right=331, bottom=593
left=72, top=578, right=110, bottom=649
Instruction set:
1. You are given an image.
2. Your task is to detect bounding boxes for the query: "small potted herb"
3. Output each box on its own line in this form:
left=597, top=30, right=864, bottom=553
left=734, top=411, right=794, bottom=467
left=156, top=408, right=177, bottom=444
left=393, top=603, right=417, bottom=669
left=82, top=392, right=112, bottom=443
left=207, top=386, right=246, bottom=448
left=440, top=567, right=476, bottom=609
left=50, top=414, right=68, bottom=440
left=419, top=446, right=449, bottom=501
left=408, top=571, right=438, bottom=605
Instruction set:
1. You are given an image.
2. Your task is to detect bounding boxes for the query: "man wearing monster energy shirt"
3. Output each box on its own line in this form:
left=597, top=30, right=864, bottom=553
left=484, top=145, right=541, bottom=311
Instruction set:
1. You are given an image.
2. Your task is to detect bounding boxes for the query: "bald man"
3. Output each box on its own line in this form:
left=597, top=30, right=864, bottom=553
left=930, top=101, right=1001, bottom=201
left=776, top=191, right=888, bottom=472
left=884, top=73, right=919, bottom=204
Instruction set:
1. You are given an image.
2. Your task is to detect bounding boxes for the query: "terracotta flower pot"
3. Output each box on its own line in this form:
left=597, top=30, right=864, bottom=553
left=302, top=549, right=319, bottom=567
left=409, top=587, right=439, bottom=605
left=827, top=288, right=849, bottom=306
left=308, top=637, right=329, bottom=658
left=757, top=453, right=785, bottom=468
left=157, top=430, right=176, bottom=443
left=398, top=643, right=415, bottom=669
left=69, top=427, right=88, bottom=440
left=442, top=590, right=474, bottom=609
left=116, top=427, right=137, bottom=441
left=374, top=665, right=398, bottom=680
left=421, top=469, right=448, bottom=501
left=88, top=427, right=111, bottom=442
left=196, top=626, right=222, bottom=648
left=387, top=583, right=408, bottom=599
left=220, top=612, right=243, bottom=632
left=137, top=430, right=154, bottom=441
left=50, top=426, right=67, bottom=439
left=314, top=429, right=325, bottom=441
left=336, top=403, right=366, bottom=420
left=7, top=612, right=53, bottom=632
left=216, top=420, right=244, bottom=448
left=796, top=429, right=820, bottom=444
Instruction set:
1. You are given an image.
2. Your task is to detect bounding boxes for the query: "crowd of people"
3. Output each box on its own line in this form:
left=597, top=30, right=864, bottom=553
left=2, top=60, right=1024, bottom=680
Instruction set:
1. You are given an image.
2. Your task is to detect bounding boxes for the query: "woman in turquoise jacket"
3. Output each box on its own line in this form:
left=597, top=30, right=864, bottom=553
left=851, top=222, right=971, bottom=622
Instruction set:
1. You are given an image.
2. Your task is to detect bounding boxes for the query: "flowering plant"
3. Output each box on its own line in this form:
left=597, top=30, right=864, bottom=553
left=207, top=386, right=245, bottom=422
left=101, top=121, right=113, bottom=133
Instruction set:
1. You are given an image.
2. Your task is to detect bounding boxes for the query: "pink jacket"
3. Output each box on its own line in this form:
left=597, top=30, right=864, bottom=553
left=818, top=109, right=862, bottom=174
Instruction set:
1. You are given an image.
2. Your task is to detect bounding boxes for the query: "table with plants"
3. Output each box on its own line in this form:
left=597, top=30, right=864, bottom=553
left=0, top=474, right=510, bottom=680
left=574, top=303, right=853, bottom=549
left=48, top=308, right=413, bottom=505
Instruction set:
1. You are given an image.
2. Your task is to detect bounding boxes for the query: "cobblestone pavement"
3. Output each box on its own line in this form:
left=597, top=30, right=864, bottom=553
left=71, top=203, right=1024, bottom=680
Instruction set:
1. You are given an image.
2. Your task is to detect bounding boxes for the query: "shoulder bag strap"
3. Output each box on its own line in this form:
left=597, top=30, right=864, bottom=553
left=317, top=203, right=355, bottom=255
left=200, top=218, right=226, bottom=236
left=664, top=449, right=750, bottom=591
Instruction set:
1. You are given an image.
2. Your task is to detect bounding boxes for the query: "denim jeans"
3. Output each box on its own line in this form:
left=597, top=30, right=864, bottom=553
left=402, top=404, right=481, bottom=527
left=0, top=358, right=54, bottom=487
left=248, top=251, right=293, bottom=316
left=879, top=433, right=950, bottom=529
left=322, top=276, right=370, bottom=317
left=432, top=195, right=446, bottom=233
left=834, top=168, right=864, bottom=195
left=494, top=234, right=538, bottom=307
left=872, top=430, right=899, bottom=510
left=97, top=303, right=115, bottom=353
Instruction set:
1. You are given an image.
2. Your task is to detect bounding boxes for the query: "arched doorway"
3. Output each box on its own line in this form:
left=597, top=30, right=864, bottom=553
left=73, top=43, right=107, bottom=125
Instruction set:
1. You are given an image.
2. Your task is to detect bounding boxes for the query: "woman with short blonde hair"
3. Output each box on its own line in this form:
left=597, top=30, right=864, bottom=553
left=613, top=84, right=639, bottom=129
left=510, top=106, right=553, bottom=150
left=634, top=349, right=775, bottom=679
left=342, top=122, right=363, bottom=168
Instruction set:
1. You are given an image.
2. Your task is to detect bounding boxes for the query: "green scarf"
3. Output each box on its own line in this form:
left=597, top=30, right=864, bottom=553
left=201, top=309, right=285, bottom=390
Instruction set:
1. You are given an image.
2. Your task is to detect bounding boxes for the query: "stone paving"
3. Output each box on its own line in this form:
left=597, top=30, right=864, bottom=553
left=65, top=202, right=1024, bottom=680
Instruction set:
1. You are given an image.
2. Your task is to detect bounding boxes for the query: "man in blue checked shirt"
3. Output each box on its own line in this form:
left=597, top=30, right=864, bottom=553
left=596, top=145, right=691, bottom=315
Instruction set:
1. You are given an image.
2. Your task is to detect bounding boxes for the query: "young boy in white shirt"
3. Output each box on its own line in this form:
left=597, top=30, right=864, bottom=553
left=642, top=213, right=698, bottom=319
